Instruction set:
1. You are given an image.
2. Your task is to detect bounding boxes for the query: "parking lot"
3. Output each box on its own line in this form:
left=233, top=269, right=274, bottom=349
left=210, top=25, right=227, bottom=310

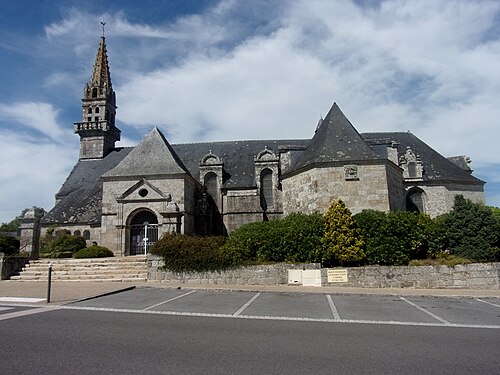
left=52, top=287, right=500, bottom=329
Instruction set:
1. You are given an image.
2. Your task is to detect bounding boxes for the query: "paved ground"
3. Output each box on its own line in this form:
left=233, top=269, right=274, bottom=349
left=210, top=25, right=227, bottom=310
left=0, top=280, right=499, bottom=305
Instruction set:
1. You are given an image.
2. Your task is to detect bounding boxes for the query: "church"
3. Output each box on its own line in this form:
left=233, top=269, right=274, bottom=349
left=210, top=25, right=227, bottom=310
left=41, top=36, right=485, bottom=256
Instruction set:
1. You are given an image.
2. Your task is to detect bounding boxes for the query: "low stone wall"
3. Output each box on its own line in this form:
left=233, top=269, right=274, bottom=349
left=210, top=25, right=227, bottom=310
left=324, top=263, right=500, bottom=289
left=147, top=255, right=500, bottom=289
left=147, top=255, right=320, bottom=285
left=0, top=253, right=30, bottom=280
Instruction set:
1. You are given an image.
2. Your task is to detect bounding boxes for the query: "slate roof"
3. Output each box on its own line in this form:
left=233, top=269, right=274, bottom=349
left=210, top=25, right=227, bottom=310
left=361, top=132, right=484, bottom=184
left=288, top=103, right=382, bottom=174
left=103, top=127, right=190, bottom=177
left=43, top=114, right=483, bottom=225
left=42, top=147, right=133, bottom=225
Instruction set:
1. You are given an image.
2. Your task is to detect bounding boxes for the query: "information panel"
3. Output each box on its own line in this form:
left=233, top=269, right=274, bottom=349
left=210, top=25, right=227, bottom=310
left=327, top=269, right=348, bottom=283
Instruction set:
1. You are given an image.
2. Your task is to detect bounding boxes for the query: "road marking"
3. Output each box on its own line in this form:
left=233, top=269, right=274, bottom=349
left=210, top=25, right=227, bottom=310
left=0, top=297, right=46, bottom=303
left=326, top=295, right=341, bottom=321
left=400, top=297, right=450, bottom=325
left=0, top=307, right=13, bottom=312
left=233, top=292, right=260, bottom=316
left=58, top=305, right=500, bottom=329
left=142, top=290, right=196, bottom=311
left=475, top=298, right=500, bottom=308
left=0, top=307, right=56, bottom=321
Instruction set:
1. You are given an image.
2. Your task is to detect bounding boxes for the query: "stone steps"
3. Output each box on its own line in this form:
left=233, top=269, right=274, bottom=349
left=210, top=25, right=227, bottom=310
left=11, top=256, right=148, bottom=282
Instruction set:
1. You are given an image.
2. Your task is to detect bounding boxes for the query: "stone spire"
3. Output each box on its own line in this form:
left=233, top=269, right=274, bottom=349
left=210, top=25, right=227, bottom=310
left=74, top=36, right=120, bottom=159
left=90, top=36, right=113, bottom=95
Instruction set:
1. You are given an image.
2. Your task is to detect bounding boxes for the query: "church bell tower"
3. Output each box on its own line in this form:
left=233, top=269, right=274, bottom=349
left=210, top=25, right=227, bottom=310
left=74, top=34, right=120, bottom=159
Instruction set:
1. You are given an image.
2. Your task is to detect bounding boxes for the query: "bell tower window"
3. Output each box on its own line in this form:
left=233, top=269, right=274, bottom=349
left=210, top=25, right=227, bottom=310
left=92, top=88, right=98, bottom=98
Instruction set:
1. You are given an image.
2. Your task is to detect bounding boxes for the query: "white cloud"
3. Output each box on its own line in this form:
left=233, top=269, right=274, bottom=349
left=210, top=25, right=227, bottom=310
left=0, top=102, right=69, bottom=142
left=0, top=131, right=77, bottom=223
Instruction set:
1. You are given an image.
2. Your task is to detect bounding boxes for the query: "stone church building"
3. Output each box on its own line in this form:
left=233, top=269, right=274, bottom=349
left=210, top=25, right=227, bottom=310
left=40, top=37, right=485, bottom=256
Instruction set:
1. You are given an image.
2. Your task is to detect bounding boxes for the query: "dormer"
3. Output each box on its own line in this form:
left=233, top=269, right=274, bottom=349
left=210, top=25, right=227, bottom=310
left=199, top=151, right=224, bottom=208
left=399, top=147, right=424, bottom=180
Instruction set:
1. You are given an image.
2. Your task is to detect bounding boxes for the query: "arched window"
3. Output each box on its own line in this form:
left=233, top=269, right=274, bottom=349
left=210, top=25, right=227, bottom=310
left=406, top=188, right=425, bottom=213
left=92, top=88, right=98, bottom=98
left=88, top=108, right=92, bottom=114
left=95, top=107, right=99, bottom=113
left=260, top=169, right=273, bottom=211
left=204, top=172, right=218, bottom=200
left=74, top=230, right=81, bottom=237
left=83, top=230, right=90, bottom=240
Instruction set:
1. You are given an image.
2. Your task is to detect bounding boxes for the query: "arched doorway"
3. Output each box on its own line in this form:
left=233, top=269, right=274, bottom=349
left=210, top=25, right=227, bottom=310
left=406, top=188, right=426, bottom=213
left=129, top=210, right=159, bottom=255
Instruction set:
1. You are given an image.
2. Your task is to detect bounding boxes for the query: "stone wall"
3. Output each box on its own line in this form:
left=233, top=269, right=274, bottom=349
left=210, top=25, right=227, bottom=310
left=147, top=256, right=499, bottom=289
left=323, top=263, right=500, bottom=289
left=0, top=253, right=30, bottom=280
left=147, top=255, right=319, bottom=285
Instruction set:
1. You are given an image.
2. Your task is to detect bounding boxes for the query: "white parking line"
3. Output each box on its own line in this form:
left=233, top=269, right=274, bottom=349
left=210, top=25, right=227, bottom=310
left=58, top=305, right=500, bottom=329
left=475, top=298, right=500, bottom=308
left=0, top=307, right=13, bottom=312
left=142, top=290, right=196, bottom=311
left=233, top=292, right=261, bottom=316
left=0, top=307, right=56, bottom=321
left=326, top=295, right=341, bottom=321
left=0, top=297, right=46, bottom=303
left=400, top=297, right=450, bottom=325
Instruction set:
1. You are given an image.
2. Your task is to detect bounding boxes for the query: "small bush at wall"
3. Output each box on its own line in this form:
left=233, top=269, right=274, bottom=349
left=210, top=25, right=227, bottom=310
left=409, top=254, right=472, bottom=267
left=150, top=233, right=228, bottom=272
left=73, top=246, right=114, bottom=259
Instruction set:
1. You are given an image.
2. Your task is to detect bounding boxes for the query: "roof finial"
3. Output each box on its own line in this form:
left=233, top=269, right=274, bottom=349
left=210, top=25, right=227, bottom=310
left=101, top=21, right=106, bottom=37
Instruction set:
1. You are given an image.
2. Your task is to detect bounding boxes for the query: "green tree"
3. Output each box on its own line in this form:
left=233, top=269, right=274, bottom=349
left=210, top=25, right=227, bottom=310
left=0, top=206, right=46, bottom=232
left=322, top=199, right=365, bottom=267
left=442, top=196, right=499, bottom=262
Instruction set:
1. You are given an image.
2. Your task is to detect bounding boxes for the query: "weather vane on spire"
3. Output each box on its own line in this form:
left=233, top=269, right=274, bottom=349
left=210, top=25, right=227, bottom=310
left=101, top=21, right=106, bottom=37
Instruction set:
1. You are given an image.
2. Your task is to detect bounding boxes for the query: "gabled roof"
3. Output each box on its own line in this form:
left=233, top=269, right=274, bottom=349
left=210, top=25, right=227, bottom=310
left=103, top=127, right=190, bottom=178
left=288, top=103, right=381, bottom=173
left=42, top=147, right=133, bottom=225
left=362, top=132, right=484, bottom=184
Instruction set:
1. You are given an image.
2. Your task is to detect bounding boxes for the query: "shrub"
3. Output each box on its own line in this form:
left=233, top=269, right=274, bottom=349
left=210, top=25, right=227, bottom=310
left=409, top=254, right=472, bottom=267
left=222, top=213, right=325, bottom=264
left=150, top=233, right=228, bottom=272
left=354, top=210, right=433, bottom=266
left=0, top=236, right=20, bottom=256
left=40, top=229, right=87, bottom=258
left=441, top=196, right=500, bottom=262
left=73, top=246, right=114, bottom=259
left=322, top=200, right=365, bottom=267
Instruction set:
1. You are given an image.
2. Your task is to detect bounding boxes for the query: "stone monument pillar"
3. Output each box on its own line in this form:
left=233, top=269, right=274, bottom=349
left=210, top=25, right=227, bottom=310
left=19, top=208, right=41, bottom=259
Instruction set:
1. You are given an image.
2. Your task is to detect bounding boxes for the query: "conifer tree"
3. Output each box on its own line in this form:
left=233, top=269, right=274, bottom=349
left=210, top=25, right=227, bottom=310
left=322, top=199, right=365, bottom=267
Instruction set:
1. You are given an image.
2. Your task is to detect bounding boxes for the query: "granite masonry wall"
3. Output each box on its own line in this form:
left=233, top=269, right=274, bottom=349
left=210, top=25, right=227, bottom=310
left=147, top=255, right=320, bottom=285
left=322, top=263, right=500, bottom=289
left=0, top=253, right=30, bottom=280
left=147, top=255, right=500, bottom=289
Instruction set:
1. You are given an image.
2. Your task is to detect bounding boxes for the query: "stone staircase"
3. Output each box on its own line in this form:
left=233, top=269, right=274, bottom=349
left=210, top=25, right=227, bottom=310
left=10, top=256, right=148, bottom=282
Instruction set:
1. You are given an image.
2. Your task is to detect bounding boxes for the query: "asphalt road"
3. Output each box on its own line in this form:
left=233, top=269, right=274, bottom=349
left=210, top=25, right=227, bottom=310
left=1, top=289, right=499, bottom=374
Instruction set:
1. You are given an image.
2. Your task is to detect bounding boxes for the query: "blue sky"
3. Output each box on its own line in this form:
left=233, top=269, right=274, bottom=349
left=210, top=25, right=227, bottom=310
left=1, top=0, right=499, bottom=223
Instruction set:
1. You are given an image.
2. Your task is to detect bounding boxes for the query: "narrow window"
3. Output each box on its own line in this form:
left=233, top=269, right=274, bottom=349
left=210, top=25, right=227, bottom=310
left=408, top=162, right=417, bottom=178
left=88, top=108, right=92, bottom=114
left=260, top=169, right=273, bottom=211
left=204, top=173, right=217, bottom=200
left=92, top=88, right=98, bottom=98
left=95, top=107, right=99, bottom=113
